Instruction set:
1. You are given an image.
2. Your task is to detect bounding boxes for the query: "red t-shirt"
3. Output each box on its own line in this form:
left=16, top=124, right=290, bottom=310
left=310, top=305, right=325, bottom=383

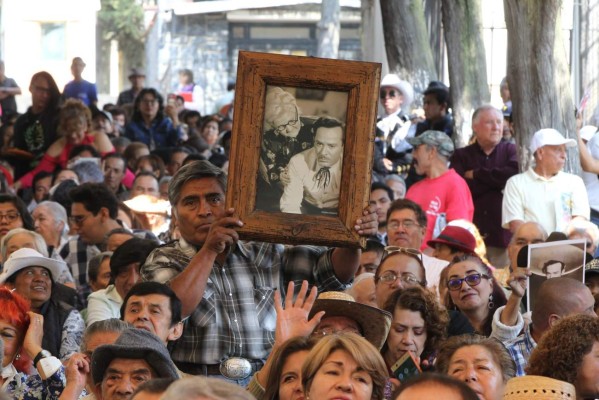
left=406, top=168, right=474, bottom=249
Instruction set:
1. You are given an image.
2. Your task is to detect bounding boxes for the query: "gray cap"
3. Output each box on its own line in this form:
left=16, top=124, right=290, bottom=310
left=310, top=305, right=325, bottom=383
left=129, top=68, right=146, bottom=78
left=91, top=328, right=178, bottom=384
left=407, top=130, right=454, bottom=158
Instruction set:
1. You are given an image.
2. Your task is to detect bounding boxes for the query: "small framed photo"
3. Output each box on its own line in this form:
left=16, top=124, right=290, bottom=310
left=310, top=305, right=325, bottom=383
left=226, top=51, right=381, bottom=248
left=526, top=239, right=586, bottom=312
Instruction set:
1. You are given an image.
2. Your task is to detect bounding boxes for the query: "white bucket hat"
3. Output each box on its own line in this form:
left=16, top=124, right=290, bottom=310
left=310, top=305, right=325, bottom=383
left=0, top=248, right=65, bottom=284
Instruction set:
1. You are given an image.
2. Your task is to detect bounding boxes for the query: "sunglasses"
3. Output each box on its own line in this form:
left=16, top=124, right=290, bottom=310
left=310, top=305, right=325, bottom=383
left=384, top=246, right=423, bottom=262
left=447, top=273, right=491, bottom=291
left=380, top=89, right=398, bottom=99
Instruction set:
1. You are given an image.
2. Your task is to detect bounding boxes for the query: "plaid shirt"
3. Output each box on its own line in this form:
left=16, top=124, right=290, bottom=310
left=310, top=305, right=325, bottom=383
left=59, top=237, right=100, bottom=303
left=141, top=238, right=349, bottom=365
left=504, top=324, right=537, bottom=376
left=60, top=229, right=157, bottom=304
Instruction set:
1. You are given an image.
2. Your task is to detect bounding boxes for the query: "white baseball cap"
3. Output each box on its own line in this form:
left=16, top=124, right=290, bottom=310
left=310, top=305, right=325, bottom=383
left=529, top=128, right=576, bottom=154
left=580, top=125, right=598, bottom=142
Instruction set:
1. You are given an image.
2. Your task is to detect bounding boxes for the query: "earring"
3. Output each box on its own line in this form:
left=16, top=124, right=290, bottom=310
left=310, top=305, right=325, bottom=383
left=15, top=353, right=20, bottom=360
left=488, top=294, right=494, bottom=309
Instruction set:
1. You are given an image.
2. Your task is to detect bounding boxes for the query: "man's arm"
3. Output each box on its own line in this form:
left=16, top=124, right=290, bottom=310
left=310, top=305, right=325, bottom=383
left=330, top=205, right=378, bottom=282
left=577, top=130, right=599, bottom=173
left=470, top=143, right=519, bottom=189
left=168, top=209, right=243, bottom=317
left=280, top=156, right=304, bottom=213
left=502, top=177, right=525, bottom=233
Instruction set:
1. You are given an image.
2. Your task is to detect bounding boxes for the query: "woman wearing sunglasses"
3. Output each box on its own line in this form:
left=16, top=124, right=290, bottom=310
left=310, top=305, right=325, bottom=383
left=445, top=255, right=524, bottom=338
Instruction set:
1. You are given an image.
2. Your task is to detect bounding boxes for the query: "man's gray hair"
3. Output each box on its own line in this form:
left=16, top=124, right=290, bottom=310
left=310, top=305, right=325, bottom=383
left=168, top=160, right=227, bottom=206
left=1, top=228, right=48, bottom=262
left=161, top=376, right=255, bottom=400
left=72, top=160, right=104, bottom=183
left=81, top=318, right=131, bottom=353
left=35, top=201, right=69, bottom=237
left=472, top=104, right=502, bottom=126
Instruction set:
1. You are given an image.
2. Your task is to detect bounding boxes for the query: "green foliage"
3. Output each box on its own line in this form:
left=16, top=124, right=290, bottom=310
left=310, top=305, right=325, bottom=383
left=98, top=0, right=145, bottom=66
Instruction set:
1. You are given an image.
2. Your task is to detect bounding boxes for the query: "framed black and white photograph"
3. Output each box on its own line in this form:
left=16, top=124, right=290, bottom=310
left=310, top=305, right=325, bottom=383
left=256, top=85, right=348, bottom=216
left=226, top=51, right=381, bottom=248
left=526, top=239, right=586, bottom=312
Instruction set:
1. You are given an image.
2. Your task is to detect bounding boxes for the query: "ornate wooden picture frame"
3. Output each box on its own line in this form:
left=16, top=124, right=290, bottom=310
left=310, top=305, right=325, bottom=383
left=226, top=51, right=380, bottom=248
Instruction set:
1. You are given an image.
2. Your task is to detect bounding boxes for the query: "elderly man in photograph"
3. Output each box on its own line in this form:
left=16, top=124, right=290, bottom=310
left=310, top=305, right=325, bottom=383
left=280, top=116, right=344, bottom=215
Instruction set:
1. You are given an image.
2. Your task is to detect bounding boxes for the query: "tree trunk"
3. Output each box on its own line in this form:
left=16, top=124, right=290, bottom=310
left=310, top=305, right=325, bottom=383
left=504, top=0, right=577, bottom=173
left=380, top=0, right=438, bottom=99
left=317, top=0, right=340, bottom=59
left=441, top=0, right=490, bottom=148
left=580, top=0, right=599, bottom=127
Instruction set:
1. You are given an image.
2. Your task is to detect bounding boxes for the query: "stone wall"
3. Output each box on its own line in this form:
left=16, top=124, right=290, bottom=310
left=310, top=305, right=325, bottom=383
left=159, top=13, right=230, bottom=115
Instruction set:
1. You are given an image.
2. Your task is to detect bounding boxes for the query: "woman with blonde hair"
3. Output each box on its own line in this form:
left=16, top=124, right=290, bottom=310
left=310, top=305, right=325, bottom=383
left=302, top=333, right=389, bottom=400
left=15, top=99, right=114, bottom=189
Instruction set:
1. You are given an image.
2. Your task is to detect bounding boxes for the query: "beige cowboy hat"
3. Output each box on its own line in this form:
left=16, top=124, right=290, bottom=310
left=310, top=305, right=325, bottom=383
left=529, top=241, right=585, bottom=277
left=0, top=248, right=65, bottom=284
left=503, top=375, right=576, bottom=399
left=308, top=291, right=392, bottom=350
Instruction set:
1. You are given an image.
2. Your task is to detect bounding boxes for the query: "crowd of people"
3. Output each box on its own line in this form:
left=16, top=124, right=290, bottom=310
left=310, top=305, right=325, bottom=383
left=0, top=57, right=597, bottom=400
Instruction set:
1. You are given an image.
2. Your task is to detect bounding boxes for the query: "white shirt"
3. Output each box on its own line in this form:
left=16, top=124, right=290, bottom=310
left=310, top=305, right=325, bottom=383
left=502, top=168, right=590, bottom=233
left=423, top=253, right=449, bottom=293
left=280, top=147, right=342, bottom=213
left=85, top=284, right=123, bottom=327
left=582, top=134, right=599, bottom=212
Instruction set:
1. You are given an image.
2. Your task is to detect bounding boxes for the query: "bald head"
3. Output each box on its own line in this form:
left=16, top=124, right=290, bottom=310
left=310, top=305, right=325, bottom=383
left=531, top=277, right=596, bottom=333
left=508, top=222, right=548, bottom=268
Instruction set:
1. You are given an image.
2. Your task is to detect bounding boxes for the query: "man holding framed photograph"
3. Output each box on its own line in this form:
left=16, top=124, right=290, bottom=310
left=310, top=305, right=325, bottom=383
left=141, top=160, right=377, bottom=384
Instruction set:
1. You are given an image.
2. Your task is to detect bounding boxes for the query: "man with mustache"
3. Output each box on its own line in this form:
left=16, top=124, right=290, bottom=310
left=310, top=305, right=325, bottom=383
left=280, top=116, right=344, bottom=215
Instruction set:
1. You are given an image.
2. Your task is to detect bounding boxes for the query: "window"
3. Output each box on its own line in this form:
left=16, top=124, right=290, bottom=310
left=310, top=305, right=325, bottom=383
left=41, top=22, right=66, bottom=61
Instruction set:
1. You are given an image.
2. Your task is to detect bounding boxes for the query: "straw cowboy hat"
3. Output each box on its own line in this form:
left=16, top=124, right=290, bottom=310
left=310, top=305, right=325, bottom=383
left=502, top=375, right=576, bottom=399
left=308, top=291, right=392, bottom=350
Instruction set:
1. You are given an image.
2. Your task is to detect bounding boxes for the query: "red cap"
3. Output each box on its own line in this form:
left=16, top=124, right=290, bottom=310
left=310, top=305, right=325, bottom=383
left=427, top=225, right=476, bottom=254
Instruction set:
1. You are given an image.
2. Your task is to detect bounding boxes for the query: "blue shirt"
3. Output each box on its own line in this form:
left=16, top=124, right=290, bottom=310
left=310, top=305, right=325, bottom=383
left=63, top=79, right=97, bottom=106
left=504, top=324, right=537, bottom=376
left=125, top=117, right=183, bottom=150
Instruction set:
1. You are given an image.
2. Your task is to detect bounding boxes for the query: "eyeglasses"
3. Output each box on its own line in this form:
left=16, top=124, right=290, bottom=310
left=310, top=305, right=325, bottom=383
left=311, top=327, right=361, bottom=337
left=275, top=107, right=299, bottom=134
left=384, top=246, right=423, bottom=262
left=387, top=220, right=420, bottom=231
left=0, top=212, right=20, bottom=223
left=447, top=273, right=491, bottom=291
left=141, top=99, right=158, bottom=106
left=377, top=271, right=421, bottom=286
left=380, top=89, right=398, bottom=99
left=69, top=214, right=91, bottom=225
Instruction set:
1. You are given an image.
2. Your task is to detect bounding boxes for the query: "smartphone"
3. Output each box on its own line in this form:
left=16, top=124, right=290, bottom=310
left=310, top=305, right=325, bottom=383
left=391, top=352, right=421, bottom=383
